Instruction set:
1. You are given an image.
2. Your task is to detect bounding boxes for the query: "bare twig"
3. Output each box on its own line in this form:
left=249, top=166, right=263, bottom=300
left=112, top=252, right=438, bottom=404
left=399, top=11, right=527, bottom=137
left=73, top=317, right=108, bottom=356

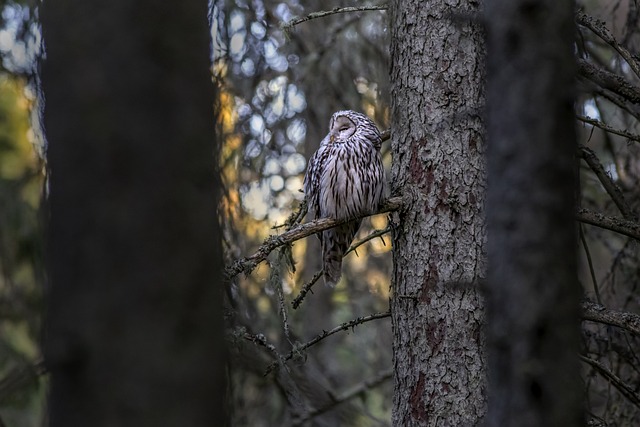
left=582, top=300, right=640, bottom=336
left=292, top=270, right=323, bottom=309
left=578, top=146, right=634, bottom=219
left=241, top=331, right=283, bottom=360
left=225, top=197, right=403, bottom=280
left=576, top=11, right=640, bottom=81
left=273, top=199, right=308, bottom=231
left=577, top=115, right=640, bottom=143
left=577, top=208, right=640, bottom=241
left=589, top=85, right=640, bottom=122
left=269, top=253, right=293, bottom=341
left=282, top=5, right=388, bottom=31
left=580, top=354, right=640, bottom=409
left=345, top=226, right=391, bottom=256
left=292, top=368, right=393, bottom=426
left=264, top=311, right=391, bottom=375
left=579, top=224, right=601, bottom=304
left=291, top=226, right=392, bottom=309
left=578, top=58, right=640, bottom=104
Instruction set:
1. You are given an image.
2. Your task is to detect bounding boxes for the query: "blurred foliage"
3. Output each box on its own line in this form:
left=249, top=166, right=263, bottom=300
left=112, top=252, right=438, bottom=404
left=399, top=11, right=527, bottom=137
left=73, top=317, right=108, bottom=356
left=0, top=0, right=40, bottom=76
left=0, top=2, right=45, bottom=426
left=0, top=74, right=45, bottom=426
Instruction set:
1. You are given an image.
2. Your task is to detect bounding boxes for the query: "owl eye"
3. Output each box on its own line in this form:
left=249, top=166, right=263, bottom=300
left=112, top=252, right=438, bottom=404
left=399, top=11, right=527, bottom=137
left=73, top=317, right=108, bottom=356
left=338, top=125, right=350, bottom=132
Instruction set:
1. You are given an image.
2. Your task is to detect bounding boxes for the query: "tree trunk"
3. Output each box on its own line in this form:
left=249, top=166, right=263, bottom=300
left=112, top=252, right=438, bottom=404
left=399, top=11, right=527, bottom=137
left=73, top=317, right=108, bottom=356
left=41, top=1, right=226, bottom=425
left=389, top=1, right=486, bottom=425
left=485, top=1, right=583, bottom=426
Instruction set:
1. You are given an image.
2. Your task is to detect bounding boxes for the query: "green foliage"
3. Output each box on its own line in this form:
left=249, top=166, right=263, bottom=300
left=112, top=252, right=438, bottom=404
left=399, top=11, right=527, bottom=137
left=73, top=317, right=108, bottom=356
left=0, top=74, right=45, bottom=427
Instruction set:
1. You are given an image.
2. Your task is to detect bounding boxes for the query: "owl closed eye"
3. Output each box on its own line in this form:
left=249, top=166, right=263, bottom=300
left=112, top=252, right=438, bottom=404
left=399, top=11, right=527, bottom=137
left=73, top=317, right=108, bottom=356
left=331, top=116, right=357, bottom=141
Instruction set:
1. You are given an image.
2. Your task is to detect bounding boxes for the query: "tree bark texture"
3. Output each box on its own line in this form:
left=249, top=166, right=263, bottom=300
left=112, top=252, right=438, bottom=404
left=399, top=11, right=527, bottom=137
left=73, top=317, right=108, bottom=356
left=389, top=1, right=486, bottom=425
left=42, top=1, right=226, bottom=426
left=485, top=1, right=582, bottom=426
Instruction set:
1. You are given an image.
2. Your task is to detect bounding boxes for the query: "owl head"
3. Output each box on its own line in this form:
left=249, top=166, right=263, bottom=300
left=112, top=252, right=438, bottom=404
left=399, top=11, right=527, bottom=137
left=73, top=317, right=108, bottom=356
left=328, top=110, right=382, bottom=148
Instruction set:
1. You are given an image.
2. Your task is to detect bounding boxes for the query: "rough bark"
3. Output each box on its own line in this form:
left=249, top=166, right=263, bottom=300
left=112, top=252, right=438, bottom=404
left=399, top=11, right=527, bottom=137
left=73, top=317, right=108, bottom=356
left=42, top=1, right=226, bottom=426
left=389, top=1, right=486, bottom=425
left=485, top=1, right=583, bottom=426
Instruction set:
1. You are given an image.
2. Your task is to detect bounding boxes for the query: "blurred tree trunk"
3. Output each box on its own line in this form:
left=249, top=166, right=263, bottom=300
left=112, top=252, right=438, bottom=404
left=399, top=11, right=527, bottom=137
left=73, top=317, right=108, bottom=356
left=389, top=1, right=486, bottom=425
left=41, top=1, right=226, bottom=426
left=485, top=1, right=582, bottom=426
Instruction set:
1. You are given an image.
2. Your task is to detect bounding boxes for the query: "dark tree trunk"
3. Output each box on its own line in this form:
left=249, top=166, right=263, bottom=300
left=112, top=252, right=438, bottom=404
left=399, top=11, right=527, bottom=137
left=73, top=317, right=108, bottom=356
left=485, top=1, right=583, bottom=426
left=389, top=1, right=486, bottom=425
left=41, top=2, right=226, bottom=425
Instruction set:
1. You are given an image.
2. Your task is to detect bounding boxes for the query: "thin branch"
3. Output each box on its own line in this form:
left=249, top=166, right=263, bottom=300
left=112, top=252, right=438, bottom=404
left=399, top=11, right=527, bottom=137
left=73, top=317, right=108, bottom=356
left=345, top=225, right=391, bottom=256
left=241, top=331, right=283, bottom=360
left=578, top=58, right=640, bottom=104
left=582, top=300, right=640, bottom=336
left=292, top=270, right=323, bottom=309
left=577, top=115, right=640, bottom=143
left=225, top=197, right=403, bottom=280
left=580, top=354, right=640, bottom=409
left=576, top=11, right=640, bottom=81
left=269, top=252, right=293, bottom=342
left=291, top=226, right=392, bottom=310
left=577, top=208, right=640, bottom=241
left=579, top=224, right=601, bottom=304
left=589, top=84, right=640, bottom=122
left=282, top=5, right=388, bottom=31
left=578, top=145, right=634, bottom=219
left=264, top=311, right=391, bottom=375
left=381, top=128, right=390, bottom=142
left=292, top=368, right=393, bottom=426
left=272, top=199, right=307, bottom=231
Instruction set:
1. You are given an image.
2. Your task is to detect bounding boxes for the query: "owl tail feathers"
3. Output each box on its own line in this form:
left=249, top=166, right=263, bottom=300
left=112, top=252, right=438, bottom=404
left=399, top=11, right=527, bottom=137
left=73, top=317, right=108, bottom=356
left=322, top=254, right=343, bottom=288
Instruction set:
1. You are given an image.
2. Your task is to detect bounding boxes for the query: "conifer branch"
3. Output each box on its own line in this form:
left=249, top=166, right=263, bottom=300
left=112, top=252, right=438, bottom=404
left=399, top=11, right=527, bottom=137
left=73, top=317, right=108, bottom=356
left=577, top=115, right=640, bottom=143
left=225, top=197, right=402, bottom=281
left=577, top=208, right=640, bottom=241
left=292, top=368, right=393, bottom=426
left=580, top=355, right=640, bottom=409
left=264, top=311, right=391, bottom=375
left=576, top=11, right=640, bottom=81
left=282, top=5, right=388, bottom=32
left=582, top=300, right=640, bottom=336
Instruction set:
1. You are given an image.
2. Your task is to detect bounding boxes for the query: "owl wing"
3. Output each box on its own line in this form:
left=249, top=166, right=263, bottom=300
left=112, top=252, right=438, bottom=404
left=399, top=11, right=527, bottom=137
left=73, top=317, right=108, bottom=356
left=303, top=139, right=331, bottom=220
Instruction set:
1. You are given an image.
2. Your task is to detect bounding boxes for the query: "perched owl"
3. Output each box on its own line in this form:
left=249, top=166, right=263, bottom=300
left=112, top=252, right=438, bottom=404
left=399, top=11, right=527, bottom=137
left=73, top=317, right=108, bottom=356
left=304, top=110, right=385, bottom=287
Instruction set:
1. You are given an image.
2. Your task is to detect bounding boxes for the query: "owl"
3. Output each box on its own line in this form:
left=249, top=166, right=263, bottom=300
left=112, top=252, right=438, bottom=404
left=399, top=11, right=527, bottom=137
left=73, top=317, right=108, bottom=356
left=304, top=110, right=385, bottom=287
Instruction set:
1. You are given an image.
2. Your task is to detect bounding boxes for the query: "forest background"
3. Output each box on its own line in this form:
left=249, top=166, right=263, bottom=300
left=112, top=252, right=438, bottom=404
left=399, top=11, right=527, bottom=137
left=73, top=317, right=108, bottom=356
left=0, top=0, right=640, bottom=426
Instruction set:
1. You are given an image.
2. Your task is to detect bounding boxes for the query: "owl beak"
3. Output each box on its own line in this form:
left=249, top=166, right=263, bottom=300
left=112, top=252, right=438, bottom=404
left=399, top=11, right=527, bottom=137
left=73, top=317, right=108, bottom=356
left=329, top=134, right=335, bottom=143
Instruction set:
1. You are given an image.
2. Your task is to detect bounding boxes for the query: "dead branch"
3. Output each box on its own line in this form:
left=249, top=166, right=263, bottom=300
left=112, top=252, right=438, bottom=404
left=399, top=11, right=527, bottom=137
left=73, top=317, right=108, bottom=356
left=225, top=197, right=403, bottom=281
left=576, top=11, right=640, bottom=81
left=577, top=208, right=640, bottom=241
left=264, top=311, right=391, bottom=375
left=291, top=226, right=392, bottom=309
left=292, top=368, right=393, bottom=426
left=578, top=58, right=640, bottom=104
left=282, top=5, right=388, bottom=32
left=578, top=145, right=635, bottom=219
left=582, top=300, right=640, bottom=336
left=580, top=355, right=640, bottom=409
left=577, top=115, right=640, bottom=144
left=292, top=270, right=323, bottom=309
